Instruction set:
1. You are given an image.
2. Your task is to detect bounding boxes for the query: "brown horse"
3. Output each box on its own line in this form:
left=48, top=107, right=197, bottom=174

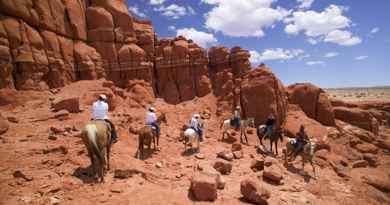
left=137, top=113, right=167, bottom=159
left=81, top=120, right=112, bottom=182
left=256, top=125, right=283, bottom=155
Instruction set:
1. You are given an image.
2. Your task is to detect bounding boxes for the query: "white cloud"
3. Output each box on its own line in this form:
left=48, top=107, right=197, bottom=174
left=149, top=0, right=165, bottom=5
left=154, top=4, right=194, bottom=19
left=306, top=61, right=325, bottom=66
left=176, top=28, right=217, bottom=47
left=250, top=48, right=304, bottom=63
left=324, top=52, right=339, bottom=58
left=355, top=55, right=368, bottom=60
left=324, top=30, right=362, bottom=46
left=285, top=5, right=361, bottom=46
left=128, top=6, right=147, bottom=18
left=204, top=0, right=289, bottom=37
left=370, top=27, right=380, bottom=34
left=168, top=25, right=176, bottom=31
left=188, top=6, right=196, bottom=15
left=285, top=5, right=350, bottom=37
left=297, top=0, right=314, bottom=9
left=307, top=38, right=318, bottom=45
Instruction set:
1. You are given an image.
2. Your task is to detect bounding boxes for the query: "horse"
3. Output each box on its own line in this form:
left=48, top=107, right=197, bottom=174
left=81, top=120, right=112, bottom=182
left=256, top=125, right=284, bottom=155
left=182, top=120, right=204, bottom=153
left=220, top=118, right=255, bottom=144
left=137, top=113, right=167, bottom=159
left=284, top=137, right=317, bottom=178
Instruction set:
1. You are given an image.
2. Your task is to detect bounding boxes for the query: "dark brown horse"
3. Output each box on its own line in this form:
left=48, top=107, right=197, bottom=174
left=81, top=120, right=112, bottom=182
left=137, top=113, right=167, bottom=159
left=256, top=125, right=283, bottom=155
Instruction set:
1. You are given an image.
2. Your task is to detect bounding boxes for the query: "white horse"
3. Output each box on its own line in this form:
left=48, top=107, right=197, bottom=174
left=183, top=120, right=204, bottom=152
left=220, top=118, right=255, bottom=144
left=284, top=137, right=317, bottom=178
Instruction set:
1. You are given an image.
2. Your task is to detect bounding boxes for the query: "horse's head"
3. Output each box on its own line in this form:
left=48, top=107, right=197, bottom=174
left=158, top=112, right=167, bottom=124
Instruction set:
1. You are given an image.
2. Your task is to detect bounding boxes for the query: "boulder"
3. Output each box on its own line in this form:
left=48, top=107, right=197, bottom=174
left=232, top=143, right=242, bottom=152
left=287, top=83, right=335, bottom=126
left=190, top=172, right=218, bottom=201
left=241, top=67, right=288, bottom=129
left=213, top=161, right=232, bottom=175
left=233, top=151, right=244, bottom=159
left=217, top=151, right=234, bottom=161
left=284, top=104, right=329, bottom=139
left=264, top=157, right=278, bottom=167
left=263, top=165, right=283, bottom=184
left=352, top=160, right=368, bottom=168
left=250, top=159, right=265, bottom=172
left=240, top=179, right=270, bottom=205
left=363, top=153, right=378, bottom=167
left=334, top=107, right=379, bottom=135
left=51, top=97, right=80, bottom=113
left=362, top=175, right=390, bottom=193
left=354, top=143, right=378, bottom=154
left=0, top=113, right=9, bottom=135
left=196, top=161, right=225, bottom=189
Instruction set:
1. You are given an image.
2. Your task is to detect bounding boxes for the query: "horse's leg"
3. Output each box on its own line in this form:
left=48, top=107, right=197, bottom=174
left=101, top=149, right=107, bottom=183
left=197, top=134, right=200, bottom=152
left=87, top=148, right=95, bottom=177
left=106, top=143, right=111, bottom=171
left=275, top=139, right=278, bottom=156
left=244, top=128, right=249, bottom=145
left=270, top=139, right=273, bottom=153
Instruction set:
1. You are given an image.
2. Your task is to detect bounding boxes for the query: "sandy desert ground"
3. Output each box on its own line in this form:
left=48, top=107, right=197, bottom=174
left=326, top=86, right=390, bottom=102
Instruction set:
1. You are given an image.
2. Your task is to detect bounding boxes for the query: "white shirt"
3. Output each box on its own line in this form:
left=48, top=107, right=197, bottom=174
left=146, top=111, right=157, bottom=124
left=190, top=117, right=199, bottom=129
left=92, top=100, right=109, bottom=120
left=234, top=110, right=240, bottom=118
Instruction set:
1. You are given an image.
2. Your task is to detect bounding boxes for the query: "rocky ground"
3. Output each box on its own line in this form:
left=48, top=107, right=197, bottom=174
left=1, top=81, right=390, bottom=205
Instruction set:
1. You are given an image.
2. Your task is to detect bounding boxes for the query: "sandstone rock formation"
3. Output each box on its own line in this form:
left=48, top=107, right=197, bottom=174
left=241, top=66, right=288, bottom=128
left=287, top=83, right=335, bottom=126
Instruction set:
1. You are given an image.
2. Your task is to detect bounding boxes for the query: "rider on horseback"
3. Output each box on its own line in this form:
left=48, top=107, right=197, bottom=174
left=232, top=106, right=241, bottom=131
left=293, top=125, right=309, bottom=158
left=146, top=107, right=160, bottom=136
left=264, top=113, right=275, bottom=138
left=92, top=94, right=118, bottom=144
left=190, top=114, right=203, bottom=142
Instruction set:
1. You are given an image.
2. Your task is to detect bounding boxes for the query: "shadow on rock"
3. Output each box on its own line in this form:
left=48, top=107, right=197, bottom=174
left=73, top=165, right=98, bottom=184
left=134, top=148, right=155, bottom=160
left=285, top=163, right=313, bottom=183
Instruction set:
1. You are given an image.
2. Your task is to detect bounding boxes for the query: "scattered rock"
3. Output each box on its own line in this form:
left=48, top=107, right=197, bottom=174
left=240, top=179, right=270, bottom=205
left=52, top=97, right=80, bottom=113
left=363, top=153, right=378, bottom=167
left=110, top=188, right=122, bottom=193
left=217, top=151, right=234, bottom=161
left=190, top=172, right=218, bottom=201
left=54, top=110, right=70, bottom=120
left=362, top=175, right=390, bottom=193
left=263, top=165, right=283, bottom=185
left=331, top=162, right=349, bottom=178
left=156, top=162, right=163, bottom=168
left=264, top=156, right=278, bottom=167
left=0, top=114, right=9, bottom=135
left=50, top=196, right=61, bottom=205
left=195, top=153, right=205, bottom=159
left=213, top=161, right=232, bottom=175
left=250, top=159, right=265, bottom=172
left=42, top=146, right=68, bottom=155
left=50, top=126, right=64, bottom=134
left=114, top=169, right=145, bottom=179
left=48, top=134, right=58, bottom=141
left=7, top=116, right=18, bottom=123
left=355, top=143, right=378, bottom=154
left=13, top=170, right=33, bottom=181
left=233, top=151, right=243, bottom=159
left=352, top=160, right=368, bottom=168
left=196, top=162, right=225, bottom=189
left=232, top=143, right=242, bottom=152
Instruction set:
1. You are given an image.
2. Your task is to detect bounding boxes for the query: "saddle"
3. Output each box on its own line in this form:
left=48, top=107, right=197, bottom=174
left=91, top=119, right=112, bottom=131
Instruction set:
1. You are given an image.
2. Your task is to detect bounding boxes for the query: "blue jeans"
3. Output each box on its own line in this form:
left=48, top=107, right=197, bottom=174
left=265, top=125, right=273, bottom=137
left=151, top=122, right=160, bottom=135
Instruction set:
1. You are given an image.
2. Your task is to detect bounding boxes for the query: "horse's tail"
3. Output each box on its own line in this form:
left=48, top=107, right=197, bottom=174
left=256, top=126, right=261, bottom=137
left=86, top=124, right=103, bottom=163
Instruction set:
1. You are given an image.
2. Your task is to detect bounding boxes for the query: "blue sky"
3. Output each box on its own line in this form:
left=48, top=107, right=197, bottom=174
left=127, top=0, right=390, bottom=88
